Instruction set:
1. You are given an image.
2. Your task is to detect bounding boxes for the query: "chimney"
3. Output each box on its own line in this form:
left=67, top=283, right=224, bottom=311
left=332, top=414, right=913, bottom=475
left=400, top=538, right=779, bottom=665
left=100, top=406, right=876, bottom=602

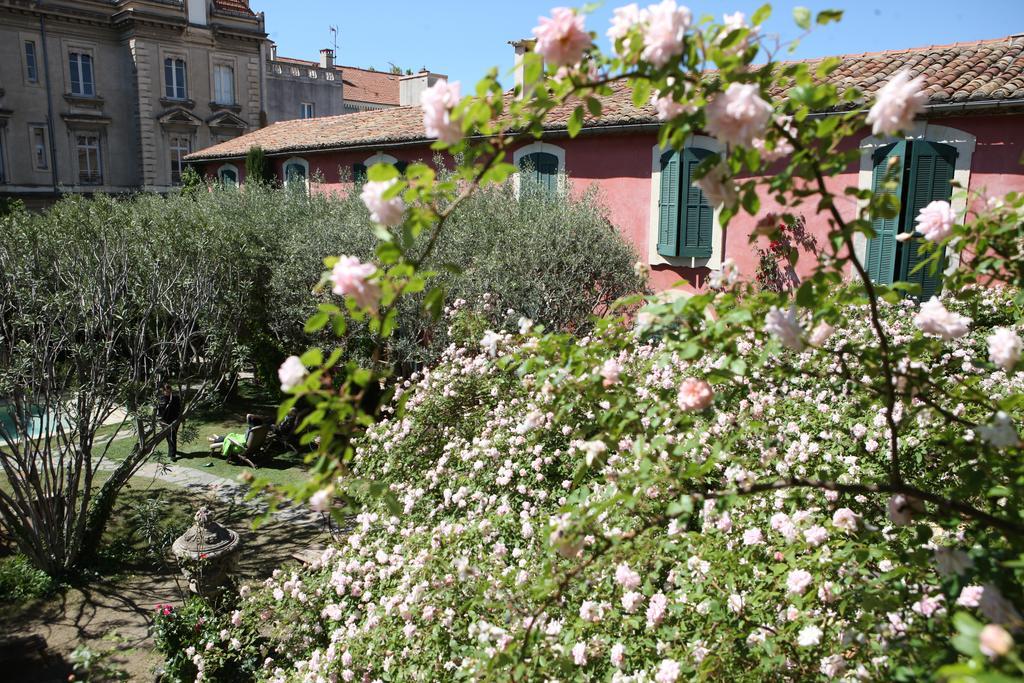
left=400, top=70, right=448, bottom=106
left=510, top=39, right=540, bottom=99
left=319, top=48, right=335, bottom=69
left=269, top=42, right=278, bottom=61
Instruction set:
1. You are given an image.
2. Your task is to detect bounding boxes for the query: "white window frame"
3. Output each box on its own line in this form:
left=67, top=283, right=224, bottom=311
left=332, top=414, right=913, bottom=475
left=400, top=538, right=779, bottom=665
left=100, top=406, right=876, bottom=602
left=168, top=134, right=192, bottom=184
left=164, top=56, right=188, bottom=100
left=647, top=134, right=726, bottom=271
left=283, top=156, right=310, bottom=190
left=68, top=50, right=95, bottom=97
left=24, top=40, right=39, bottom=84
left=363, top=152, right=398, bottom=167
left=512, top=141, right=565, bottom=196
left=29, top=125, right=49, bottom=171
left=75, top=132, right=103, bottom=185
left=213, top=64, right=236, bottom=105
left=300, top=102, right=315, bottom=119
left=217, top=163, right=239, bottom=186
left=853, top=122, right=976, bottom=274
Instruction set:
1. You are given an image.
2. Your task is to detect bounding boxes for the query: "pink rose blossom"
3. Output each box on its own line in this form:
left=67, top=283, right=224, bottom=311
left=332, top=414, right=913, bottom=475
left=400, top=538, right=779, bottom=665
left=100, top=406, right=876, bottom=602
left=695, top=162, right=738, bottom=208
left=309, top=488, right=332, bottom=512
left=641, top=0, right=691, bottom=68
left=808, top=321, right=835, bottom=348
left=980, top=624, right=1014, bottom=658
left=650, top=89, right=693, bottom=121
left=607, top=4, right=645, bottom=56
left=610, top=642, right=625, bottom=668
left=622, top=590, right=644, bottom=612
left=832, top=508, right=859, bottom=532
left=764, top=305, right=804, bottom=351
left=677, top=377, right=714, bottom=411
left=915, top=200, right=956, bottom=242
left=742, top=528, right=764, bottom=546
left=331, top=255, right=382, bottom=310
left=912, top=594, right=946, bottom=618
left=957, top=585, right=984, bottom=608
left=866, top=69, right=928, bottom=137
left=803, top=525, right=828, bottom=547
left=615, top=562, right=641, bottom=589
left=421, top=80, right=463, bottom=145
left=914, top=297, right=971, bottom=340
left=646, top=592, right=668, bottom=627
left=704, top=82, right=773, bottom=147
left=797, top=624, right=823, bottom=647
left=601, top=358, right=623, bottom=387
left=360, top=178, right=406, bottom=226
left=532, top=8, right=591, bottom=67
left=987, top=327, right=1022, bottom=371
left=278, top=355, right=307, bottom=392
left=571, top=641, right=587, bottom=666
left=717, top=11, right=758, bottom=53
left=655, top=659, right=681, bottom=683
left=786, top=569, right=812, bottom=595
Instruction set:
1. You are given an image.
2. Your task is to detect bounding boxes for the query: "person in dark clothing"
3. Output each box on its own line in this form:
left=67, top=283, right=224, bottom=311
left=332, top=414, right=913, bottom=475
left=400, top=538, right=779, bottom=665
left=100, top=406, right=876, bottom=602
left=156, top=383, right=182, bottom=460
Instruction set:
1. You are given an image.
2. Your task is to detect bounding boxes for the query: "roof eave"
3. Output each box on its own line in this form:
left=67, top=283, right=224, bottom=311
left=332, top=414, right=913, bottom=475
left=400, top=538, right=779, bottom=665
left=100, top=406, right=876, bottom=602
left=185, top=97, right=1024, bottom=164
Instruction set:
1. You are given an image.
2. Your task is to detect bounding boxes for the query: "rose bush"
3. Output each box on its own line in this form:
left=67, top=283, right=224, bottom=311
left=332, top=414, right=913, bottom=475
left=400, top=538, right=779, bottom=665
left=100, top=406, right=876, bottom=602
left=169, top=285, right=1024, bottom=681
left=157, top=3, right=1024, bottom=681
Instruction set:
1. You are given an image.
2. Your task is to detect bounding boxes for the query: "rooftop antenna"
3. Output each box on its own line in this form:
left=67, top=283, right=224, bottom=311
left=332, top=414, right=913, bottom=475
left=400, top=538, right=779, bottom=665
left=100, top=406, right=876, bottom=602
left=329, top=25, right=338, bottom=56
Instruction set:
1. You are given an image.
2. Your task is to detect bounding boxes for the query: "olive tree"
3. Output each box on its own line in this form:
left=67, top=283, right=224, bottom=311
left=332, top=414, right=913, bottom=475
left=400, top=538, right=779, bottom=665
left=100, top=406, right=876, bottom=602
left=0, top=196, right=249, bottom=577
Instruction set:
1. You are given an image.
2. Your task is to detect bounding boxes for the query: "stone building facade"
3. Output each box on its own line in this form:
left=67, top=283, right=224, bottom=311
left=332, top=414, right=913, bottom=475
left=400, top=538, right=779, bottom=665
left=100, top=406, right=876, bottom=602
left=0, top=0, right=266, bottom=202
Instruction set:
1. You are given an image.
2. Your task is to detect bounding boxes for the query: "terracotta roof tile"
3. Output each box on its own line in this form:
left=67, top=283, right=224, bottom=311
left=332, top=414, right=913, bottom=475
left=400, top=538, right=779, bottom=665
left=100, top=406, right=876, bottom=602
left=338, top=66, right=400, bottom=106
left=188, top=34, right=1024, bottom=162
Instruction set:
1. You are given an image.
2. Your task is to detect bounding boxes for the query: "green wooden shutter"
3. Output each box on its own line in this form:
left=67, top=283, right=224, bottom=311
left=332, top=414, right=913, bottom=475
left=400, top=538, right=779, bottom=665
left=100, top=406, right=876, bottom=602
left=657, top=150, right=681, bottom=257
left=899, top=141, right=957, bottom=299
left=519, top=152, right=558, bottom=194
left=679, top=148, right=715, bottom=259
left=395, top=161, right=409, bottom=175
left=865, top=141, right=907, bottom=285
left=353, top=163, right=367, bottom=183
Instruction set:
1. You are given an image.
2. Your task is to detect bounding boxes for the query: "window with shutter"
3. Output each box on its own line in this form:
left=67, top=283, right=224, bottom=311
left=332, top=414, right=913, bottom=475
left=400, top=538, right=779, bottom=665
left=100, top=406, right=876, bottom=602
left=519, top=152, right=559, bottom=194
left=899, top=141, right=956, bottom=300
left=656, top=150, right=681, bottom=257
left=865, top=140, right=955, bottom=298
left=865, top=141, right=906, bottom=285
left=395, top=161, right=408, bottom=175
left=353, top=163, right=367, bottom=183
left=679, top=148, right=714, bottom=259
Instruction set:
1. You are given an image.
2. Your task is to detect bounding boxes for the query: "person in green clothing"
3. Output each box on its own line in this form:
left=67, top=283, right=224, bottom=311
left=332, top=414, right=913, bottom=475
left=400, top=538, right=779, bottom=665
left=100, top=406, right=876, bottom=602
left=208, top=414, right=265, bottom=460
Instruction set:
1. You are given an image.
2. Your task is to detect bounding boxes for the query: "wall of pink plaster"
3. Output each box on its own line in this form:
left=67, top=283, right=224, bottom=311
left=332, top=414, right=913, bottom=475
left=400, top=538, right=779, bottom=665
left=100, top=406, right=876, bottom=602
left=200, top=113, right=1024, bottom=292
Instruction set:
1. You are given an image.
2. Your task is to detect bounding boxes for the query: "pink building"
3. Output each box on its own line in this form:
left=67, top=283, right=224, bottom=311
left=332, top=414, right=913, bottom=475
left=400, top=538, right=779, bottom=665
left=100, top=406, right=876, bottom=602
left=187, top=36, right=1024, bottom=294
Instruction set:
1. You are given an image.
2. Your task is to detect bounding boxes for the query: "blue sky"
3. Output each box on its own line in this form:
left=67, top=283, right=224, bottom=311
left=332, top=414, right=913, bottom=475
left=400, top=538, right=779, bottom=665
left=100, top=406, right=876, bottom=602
left=258, top=1, right=1024, bottom=87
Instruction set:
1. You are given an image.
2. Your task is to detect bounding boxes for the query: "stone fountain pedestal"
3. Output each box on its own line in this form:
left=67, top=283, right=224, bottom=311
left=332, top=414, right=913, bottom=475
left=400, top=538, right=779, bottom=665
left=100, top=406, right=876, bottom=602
left=172, top=507, right=240, bottom=596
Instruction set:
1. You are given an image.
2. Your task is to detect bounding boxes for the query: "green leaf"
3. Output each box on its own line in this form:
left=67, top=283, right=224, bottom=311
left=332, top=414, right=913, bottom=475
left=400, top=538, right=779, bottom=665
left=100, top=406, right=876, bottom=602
left=815, top=9, right=843, bottom=24
left=751, top=4, right=772, bottom=26
left=299, top=348, right=323, bottom=367
left=567, top=106, right=584, bottom=138
left=304, top=311, right=330, bottom=333
left=793, top=6, right=811, bottom=29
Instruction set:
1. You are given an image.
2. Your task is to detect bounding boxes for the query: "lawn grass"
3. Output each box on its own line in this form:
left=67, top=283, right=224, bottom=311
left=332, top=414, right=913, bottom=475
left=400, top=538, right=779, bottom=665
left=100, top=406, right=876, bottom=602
left=95, top=380, right=312, bottom=490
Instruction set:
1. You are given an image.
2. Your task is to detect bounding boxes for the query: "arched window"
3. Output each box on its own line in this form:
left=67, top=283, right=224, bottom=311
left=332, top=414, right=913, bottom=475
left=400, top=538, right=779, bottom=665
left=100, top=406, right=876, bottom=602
left=283, top=157, right=309, bottom=191
left=518, top=152, right=559, bottom=194
left=217, top=163, right=239, bottom=186
left=513, top=143, right=565, bottom=196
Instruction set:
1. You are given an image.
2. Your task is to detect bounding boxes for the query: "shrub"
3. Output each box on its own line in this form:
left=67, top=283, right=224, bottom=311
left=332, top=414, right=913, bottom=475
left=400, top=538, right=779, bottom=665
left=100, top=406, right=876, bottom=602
left=178, top=286, right=1024, bottom=681
left=0, top=555, right=56, bottom=602
left=244, top=146, right=273, bottom=185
